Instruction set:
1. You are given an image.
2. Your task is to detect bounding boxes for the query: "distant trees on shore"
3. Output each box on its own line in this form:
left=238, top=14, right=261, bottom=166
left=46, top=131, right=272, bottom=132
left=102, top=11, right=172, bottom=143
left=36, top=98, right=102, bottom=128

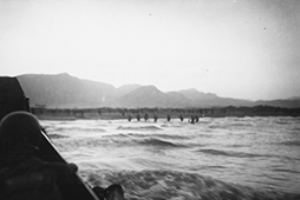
left=31, top=106, right=300, bottom=121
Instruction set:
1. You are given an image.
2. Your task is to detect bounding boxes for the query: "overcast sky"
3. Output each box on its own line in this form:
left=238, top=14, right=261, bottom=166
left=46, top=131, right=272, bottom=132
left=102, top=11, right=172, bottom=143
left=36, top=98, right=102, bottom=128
left=0, top=0, right=299, bottom=100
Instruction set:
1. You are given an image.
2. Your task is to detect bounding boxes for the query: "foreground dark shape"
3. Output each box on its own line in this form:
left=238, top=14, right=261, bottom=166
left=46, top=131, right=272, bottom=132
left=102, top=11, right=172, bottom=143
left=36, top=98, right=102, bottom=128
left=0, top=111, right=99, bottom=200
left=0, top=77, right=124, bottom=200
left=0, top=77, right=29, bottom=119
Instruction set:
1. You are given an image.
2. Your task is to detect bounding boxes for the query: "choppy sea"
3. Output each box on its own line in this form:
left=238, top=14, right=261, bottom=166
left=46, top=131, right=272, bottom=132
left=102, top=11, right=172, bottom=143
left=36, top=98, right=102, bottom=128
left=41, top=117, right=300, bottom=200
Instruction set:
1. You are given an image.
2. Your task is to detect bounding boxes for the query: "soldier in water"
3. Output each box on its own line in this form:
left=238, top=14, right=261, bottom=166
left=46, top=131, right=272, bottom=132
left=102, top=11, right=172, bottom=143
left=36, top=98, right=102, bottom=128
left=0, top=111, right=124, bottom=200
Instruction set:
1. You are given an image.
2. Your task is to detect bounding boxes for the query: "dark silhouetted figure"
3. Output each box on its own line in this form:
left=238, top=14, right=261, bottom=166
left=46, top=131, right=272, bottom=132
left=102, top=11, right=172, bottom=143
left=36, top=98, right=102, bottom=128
left=0, top=77, right=124, bottom=200
left=153, top=115, right=158, bottom=122
left=190, top=115, right=195, bottom=124
left=0, top=112, right=125, bottom=200
left=167, top=115, right=171, bottom=122
left=195, top=115, right=199, bottom=123
left=136, top=114, right=141, bottom=121
left=179, top=115, right=184, bottom=122
left=128, top=115, right=132, bottom=122
left=0, top=111, right=72, bottom=200
left=144, top=113, right=149, bottom=122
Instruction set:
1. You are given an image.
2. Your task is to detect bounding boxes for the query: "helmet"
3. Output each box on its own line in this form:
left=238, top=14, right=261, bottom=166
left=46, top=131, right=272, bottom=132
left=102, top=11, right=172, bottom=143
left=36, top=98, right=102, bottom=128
left=0, top=111, right=42, bottom=148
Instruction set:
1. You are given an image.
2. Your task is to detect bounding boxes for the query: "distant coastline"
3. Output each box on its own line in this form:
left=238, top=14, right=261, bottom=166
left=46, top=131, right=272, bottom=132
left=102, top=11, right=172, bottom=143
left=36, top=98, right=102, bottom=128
left=17, top=74, right=300, bottom=109
left=32, top=106, right=300, bottom=121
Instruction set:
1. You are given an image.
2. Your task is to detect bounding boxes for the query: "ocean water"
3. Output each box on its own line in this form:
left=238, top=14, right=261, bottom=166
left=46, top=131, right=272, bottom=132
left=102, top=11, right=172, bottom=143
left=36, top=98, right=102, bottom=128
left=41, top=117, right=300, bottom=200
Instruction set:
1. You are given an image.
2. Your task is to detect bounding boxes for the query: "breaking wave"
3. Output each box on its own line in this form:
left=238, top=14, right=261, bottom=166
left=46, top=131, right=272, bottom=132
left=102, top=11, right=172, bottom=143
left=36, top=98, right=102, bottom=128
left=51, top=126, right=106, bottom=133
left=196, top=148, right=269, bottom=158
left=107, top=133, right=189, bottom=140
left=55, top=137, right=186, bottom=149
left=82, top=170, right=300, bottom=200
left=47, top=133, right=69, bottom=139
left=278, top=140, right=300, bottom=146
left=42, top=117, right=300, bottom=198
left=117, top=125, right=162, bottom=131
left=136, top=138, right=186, bottom=148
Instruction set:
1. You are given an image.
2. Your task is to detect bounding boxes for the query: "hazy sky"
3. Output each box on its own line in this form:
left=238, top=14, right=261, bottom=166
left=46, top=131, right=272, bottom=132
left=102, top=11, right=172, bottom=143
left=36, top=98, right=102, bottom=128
left=0, top=0, right=299, bottom=100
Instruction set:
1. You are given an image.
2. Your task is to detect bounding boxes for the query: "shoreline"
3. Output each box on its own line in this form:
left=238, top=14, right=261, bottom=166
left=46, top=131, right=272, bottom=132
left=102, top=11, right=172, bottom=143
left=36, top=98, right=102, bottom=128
left=32, top=106, right=300, bottom=121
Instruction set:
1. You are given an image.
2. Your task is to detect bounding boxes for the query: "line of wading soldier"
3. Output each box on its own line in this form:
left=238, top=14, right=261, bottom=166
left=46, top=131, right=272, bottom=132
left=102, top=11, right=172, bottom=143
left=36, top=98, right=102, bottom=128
left=127, top=114, right=200, bottom=124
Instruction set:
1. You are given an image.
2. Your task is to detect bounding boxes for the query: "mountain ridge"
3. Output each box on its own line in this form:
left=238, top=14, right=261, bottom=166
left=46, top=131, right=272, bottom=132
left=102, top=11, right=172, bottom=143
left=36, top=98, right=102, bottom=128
left=14, top=73, right=300, bottom=108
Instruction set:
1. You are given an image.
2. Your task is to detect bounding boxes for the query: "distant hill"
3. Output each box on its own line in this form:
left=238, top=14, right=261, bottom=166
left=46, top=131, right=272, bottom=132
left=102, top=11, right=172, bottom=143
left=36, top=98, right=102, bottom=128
left=177, top=89, right=252, bottom=107
left=14, top=73, right=300, bottom=108
left=116, top=84, right=142, bottom=97
left=17, top=73, right=117, bottom=108
left=119, top=85, right=170, bottom=108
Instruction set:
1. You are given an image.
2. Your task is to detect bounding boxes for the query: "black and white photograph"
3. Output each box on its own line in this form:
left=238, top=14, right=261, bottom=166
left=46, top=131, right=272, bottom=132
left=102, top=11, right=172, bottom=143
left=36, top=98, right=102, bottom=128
left=0, top=0, right=300, bottom=199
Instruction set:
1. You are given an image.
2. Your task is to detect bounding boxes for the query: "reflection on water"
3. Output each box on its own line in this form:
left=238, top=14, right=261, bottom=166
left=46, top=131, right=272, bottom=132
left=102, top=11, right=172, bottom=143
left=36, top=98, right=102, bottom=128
left=42, top=117, right=300, bottom=200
